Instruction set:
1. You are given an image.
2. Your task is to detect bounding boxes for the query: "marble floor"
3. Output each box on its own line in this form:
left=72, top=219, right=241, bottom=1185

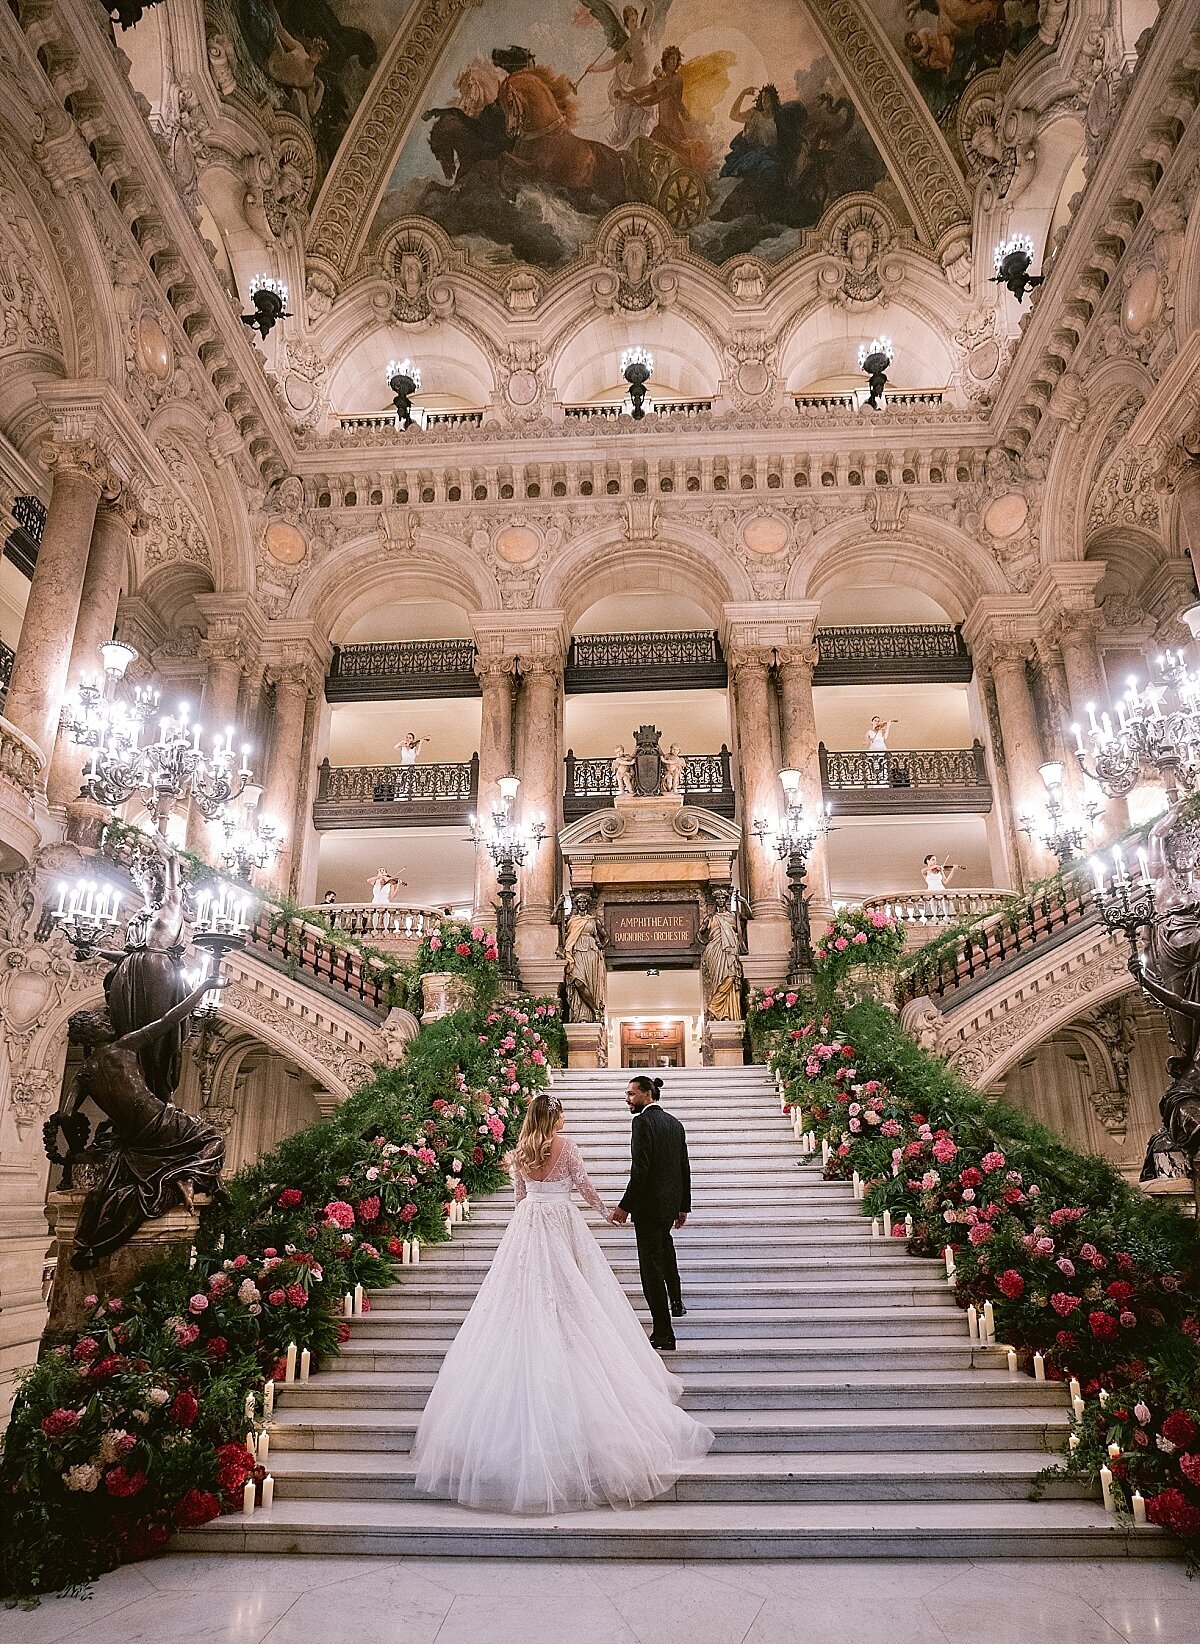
left=3, top=1554, right=1194, bottom=1644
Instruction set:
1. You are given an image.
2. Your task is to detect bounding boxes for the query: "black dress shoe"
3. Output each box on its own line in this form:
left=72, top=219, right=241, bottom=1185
left=670, top=1302, right=687, bottom=1317
left=649, top=1335, right=677, bottom=1351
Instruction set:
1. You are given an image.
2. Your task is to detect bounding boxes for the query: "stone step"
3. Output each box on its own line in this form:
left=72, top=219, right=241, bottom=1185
left=413, top=1227, right=902, bottom=1253
left=366, top=1278, right=955, bottom=1312
left=460, top=1203, right=865, bottom=1223
left=382, top=1255, right=940, bottom=1282
left=343, top=1305, right=968, bottom=1339
left=267, top=1405, right=1069, bottom=1455
left=276, top=1369, right=1068, bottom=1413
left=176, top=1497, right=1162, bottom=1561
left=264, top=1449, right=1090, bottom=1505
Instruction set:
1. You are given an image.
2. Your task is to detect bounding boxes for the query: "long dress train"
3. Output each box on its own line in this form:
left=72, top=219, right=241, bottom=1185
left=409, top=1137, right=713, bottom=1513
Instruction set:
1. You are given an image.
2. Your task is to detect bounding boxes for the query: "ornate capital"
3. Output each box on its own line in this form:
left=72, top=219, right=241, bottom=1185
left=727, top=646, right=773, bottom=677
left=776, top=643, right=821, bottom=675
left=38, top=437, right=118, bottom=497
left=474, top=654, right=518, bottom=687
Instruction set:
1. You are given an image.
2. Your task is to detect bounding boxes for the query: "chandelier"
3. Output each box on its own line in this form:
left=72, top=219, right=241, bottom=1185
left=857, top=337, right=892, bottom=410
left=51, top=876, right=126, bottom=960
left=1071, top=652, right=1200, bottom=799
left=1019, top=761, right=1101, bottom=864
left=386, top=359, right=422, bottom=429
left=621, top=347, right=653, bottom=419
left=61, top=644, right=256, bottom=831
left=468, top=775, right=547, bottom=868
left=992, top=234, right=1043, bottom=303
left=217, top=786, right=284, bottom=883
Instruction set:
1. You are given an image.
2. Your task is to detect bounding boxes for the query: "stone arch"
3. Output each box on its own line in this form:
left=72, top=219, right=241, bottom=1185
left=1041, top=359, right=1160, bottom=564
left=788, top=516, right=1009, bottom=620
left=294, top=533, right=502, bottom=641
left=777, top=283, right=960, bottom=394
left=132, top=561, right=216, bottom=644
left=548, top=306, right=724, bottom=406
left=145, top=403, right=255, bottom=595
left=534, top=528, right=752, bottom=631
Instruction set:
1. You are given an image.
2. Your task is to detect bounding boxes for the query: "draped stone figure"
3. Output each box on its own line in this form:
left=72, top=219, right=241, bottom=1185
left=63, top=980, right=226, bottom=1268
left=564, top=895, right=607, bottom=1022
left=104, top=834, right=191, bottom=1101
left=700, top=891, right=743, bottom=1021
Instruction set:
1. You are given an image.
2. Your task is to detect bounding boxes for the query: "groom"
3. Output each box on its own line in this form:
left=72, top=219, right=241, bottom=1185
left=611, top=1075, right=691, bottom=1351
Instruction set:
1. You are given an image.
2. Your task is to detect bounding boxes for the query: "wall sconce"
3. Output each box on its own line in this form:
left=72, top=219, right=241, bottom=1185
left=992, top=235, right=1043, bottom=303
left=857, top=337, right=892, bottom=410
left=387, top=359, right=422, bottom=429
left=241, top=277, right=290, bottom=340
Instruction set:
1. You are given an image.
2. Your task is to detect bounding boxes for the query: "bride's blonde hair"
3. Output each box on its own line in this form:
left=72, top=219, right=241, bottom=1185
left=513, top=1091, right=564, bottom=1175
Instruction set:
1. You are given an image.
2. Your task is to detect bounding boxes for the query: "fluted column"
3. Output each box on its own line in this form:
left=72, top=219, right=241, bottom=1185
left=473, top=656, right=515, bottom=920
left=984, top=641, right=1056, bottom=883
left=5, top=444, right=109, bottom=762
left=46, top=494, right=143, bottom=806
left=730, top=648, right=789, bottom=952
left=776, top=644, right=831, bottom=921
left=261, top=659, right=319, bottom=897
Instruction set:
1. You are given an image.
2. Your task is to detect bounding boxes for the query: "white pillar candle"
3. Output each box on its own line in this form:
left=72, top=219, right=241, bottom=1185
left=257, top=1430, right=270, bottom=1463
left=882, top=1211, right=892, bottom=1238
left=1132, top=1490, right=1146, bottom=1526
left=244, top=1391, right=256, bottom=1422
left=1073, top=1395, right=1086, bottom=1420
left=967, top=1304, right=979, bottom=1341
left=1069, top=1377, right=1081, bottom=1403
left=821, top=1139, right=831, bottom=1166
left=871, top=1218, right=881, bottom=1238
left=246, top=1431, right=256, bottom=1462
left=445, top=1216, right=453, bottom=1236
left=1033, top=1352, right=1046, bottom=1382
left=242, top=1478, right=256, bottom=1516
left=299, top=1348, right=310, bottom=1382
left=1098, top=1387, right=1109, bottom=1408
left=353, top=1283, right=364, bottom=1315
left=983, top=1301, right=995, bottom=1343
left=284, top=1342, right=297, bottom=1383
left=852, top=1171, right=861, bottom=1199
left=1099, top=1465, right=1115, bottom=1513
left=261, top=1474, right=274, bottom=1510
left=1107, top=1442, right=1122, bottom=1461
left=263, top=1381, right=274, bottom=1419
left=1068, top=1433, right=1080, bottom=1453
left=904, top=1214, right=914, bottom=1238
left=411, top=1240, right=420, bottom=1265
left=1007, top=1349, right=1018, bottom=1376
left=343, top=1291, right=354, bottom=1316
left=944, top=1246, right=956, bottom=1278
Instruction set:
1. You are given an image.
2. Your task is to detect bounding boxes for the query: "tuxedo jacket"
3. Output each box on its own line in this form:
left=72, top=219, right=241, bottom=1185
left=618, top=1102, right=691, bottom=1225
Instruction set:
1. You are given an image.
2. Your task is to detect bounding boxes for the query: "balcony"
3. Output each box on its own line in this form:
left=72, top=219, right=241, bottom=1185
left=563, top=397, right=714, bottom=421
left=313, top=756, right=478, bottom=829
left=0, top=639, right=13, bottom=713
left=336, top=409, right=485, bottom=433
left=814, top=625, right=972, bottom=686
left=854, top=888, right=1011, bottom=949
left=820, top=741, right=992, bottom=815
left=0, top=714, right=44, bottom=872
left=565, top=630, right=726, bottom=693
left=793, top=391, right=944, bottom=413
left=564, top=747, right=734, bottom=822
left=4, top=494, right=45, bottom=579
left=303, top=902, right=443, bottom=959
left=326, top=639, right=479, bottom=702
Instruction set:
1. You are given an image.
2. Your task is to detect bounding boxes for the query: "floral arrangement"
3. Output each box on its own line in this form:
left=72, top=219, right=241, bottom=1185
left=770, top=1001, right=1200, bottom=1555
left=746, top=985, right=815, bottom=1057
left=412, top=920, right=500, bottom=989
left=812, top=907, right=906, bottom=984
left=0, top=1001, right=559, bottom=1598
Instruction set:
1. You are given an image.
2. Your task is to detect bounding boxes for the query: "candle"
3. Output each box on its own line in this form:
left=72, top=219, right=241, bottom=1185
left=983, top=1301, right=995, bottom=1343
left=967, top=1304, right=979, bottom=1341
left=264, top=1380, right=274, bottom=1418
left=1100, top=1465, right=1115, bottom=1513
left=1069, top=1377, right=1081, bottom=1403
left=1033, top=1351, right=1046, bottom=1382
left=353, top=1283, right=364, bottom=1315
left=246, top=1431, right=256, bottom=1462
left=344, top=1291, right=354, bottom=1317
left=852, top=1171, right=861, bottom=1199
left=411, top=1240, right=420, bottom=1265
left=1108, top=1442, right=1122, bottom=1461
left=882, top=1211, right=892, bottom=1238
left=871, top=1218, right=881, bottom=1239
left=1069, top=1433, right=1080, bottom=1453
left=1132, top=1491, right=1146, bottom=1526
left=445, top=1216, right=453, bottom=1236
left=1098, top=1387, right=1109, bottom=1408
left=1007, top=1349, right=1018, bottom=1376
left=904, top=1214, right=914, bottom=1238
left=944, top=1245, right=955, bottom=1277
left=261, top=1474, right=274, bottom=1510
left=284, top=1342, right=297, bottom=1383
left=1073, top=1395, right=1086, bottom=1420
left=244, top=1391, right=256, bottom=1422
left=821, top=1139, right=831, bottom=1166
left=257, top=1430, right=270, bottom=1463
left=299, top=1348, right=310, bottom=1382
left=242, top=1478, right=256, bottom=1516
left=1072, top=723, right=1084, bottom=755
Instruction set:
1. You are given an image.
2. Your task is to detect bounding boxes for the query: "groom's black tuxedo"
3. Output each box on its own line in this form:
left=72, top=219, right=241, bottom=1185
left=620, top=1102, right=691, bottom=1344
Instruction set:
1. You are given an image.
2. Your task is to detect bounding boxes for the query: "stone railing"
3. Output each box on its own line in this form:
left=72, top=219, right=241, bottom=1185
left=336, top=409, right=485, bottom=432
left=814, top=624, right=971, bottom=685
left=820, top=741, right=992, bottom=814
left=563, top=747, right=734, bottom=820
left=304, top=902, right=443, bottom=957
left=853, top=888, right=1012, bottom=949
left=563, top=398, right=714, bottom=421
left=566, top=629, right=725, bottom=691
left=0, top=714, right=44, bottom=798
left=326, top=638, right=479, bottom=701
left=794, top=391, right=944, bottom=412
left=313, top=755, right=478, bottom=828
left=245, top=904, right=397, bottom=1018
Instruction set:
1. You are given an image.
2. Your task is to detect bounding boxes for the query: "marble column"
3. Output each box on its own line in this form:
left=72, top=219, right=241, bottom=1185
left=261, top=662, right=315, bottom=897
left=473, top=656, right=515, bottom=921
left=5, top=446, right=108, bottom=762
left=46, top=496, right=140, bottom=807
left=730, top=649, right=788, bottom=954
left=985, top=642, right=1056, bottom=884
left=776, top=644, right=832, bottom=921
left=185, top=643, right=245, bottom=857
left=1043, top=616, right=1125, bottom=838
left=514, top=655, right=564, bottom=976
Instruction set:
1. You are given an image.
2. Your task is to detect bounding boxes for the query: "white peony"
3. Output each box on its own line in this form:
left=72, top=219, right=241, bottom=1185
left=63, top=1463, right=101, bottom=1492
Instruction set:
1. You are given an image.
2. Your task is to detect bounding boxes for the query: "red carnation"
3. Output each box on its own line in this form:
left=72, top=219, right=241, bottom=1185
left=455, top=941, right=472, bottom=957
left=472, top=1146, right=485, bottom=1166
left=1179, top=1453, right=1200, bottom=1487
left=1145, top=1488, right=1200, bottom=1539
left=205, top=1336, right=229, bottom=1360
left=1050, top=1293, right=1081, bottom=1316
left=285, top=1283, right=309, bottom=1308
left=88, top=1355, right=124, bottom=1381
left=1088, top=1310, right=1119, bottom=1341
left=173, top=1488, right=221, bottom=1529
left=277, top=1188, right=303, bottom=1209
left=1105, top=1279, right=1135, bottom=1303
left=997, top=1270, right=1025, bottom=1300
left=399, top=1203, right=418, bottom=1222
left=1161, top=1410, right=1199, bottom=1449
left=40, top=1408, right=81, bottom=1439
left=357, top=1196, right=381, bottom=1223
left=170, top=1390, right=199, bottom=1428
left=386, top=1237, right=405, bottom=1257
left=323, top=1199, right=355, bottom=1229
left=268, top=1288, right=286, bottom=1307
left=72, top=1336, right=99, bottom=1362
left=104, top=1466, right=147, bottom=1498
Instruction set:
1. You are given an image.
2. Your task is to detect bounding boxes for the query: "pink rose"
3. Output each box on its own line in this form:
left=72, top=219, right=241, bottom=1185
left=323, top=1200, right=355, bottom=1229
left=471, top=927, right=485, bottom=941
left=429, top=936, right=443, bottom=951
left=834, top=937, right=849, bottom=951
left=852, top=931, right=868, bottom=945
left=981, top=1151, right=1006, bottom=1173
left=188, top=1293, right=209, bottom=1315
left=932, top=1137, right=958, bottom=1164
left=268, top=1289, right=286, bottom=1306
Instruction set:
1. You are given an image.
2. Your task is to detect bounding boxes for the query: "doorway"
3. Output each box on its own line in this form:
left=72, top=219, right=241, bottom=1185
left=620, top=1020, right=686, bottom=1067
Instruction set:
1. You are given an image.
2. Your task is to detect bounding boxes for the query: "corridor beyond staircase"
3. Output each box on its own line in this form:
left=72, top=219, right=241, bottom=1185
left=178, top=1065, right=1160, bottom=1559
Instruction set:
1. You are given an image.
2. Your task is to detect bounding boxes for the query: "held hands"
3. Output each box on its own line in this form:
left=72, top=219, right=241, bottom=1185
left=610, top=1207, right=629, bottom=1225
left=673, top=1213, right=688, bottom=1230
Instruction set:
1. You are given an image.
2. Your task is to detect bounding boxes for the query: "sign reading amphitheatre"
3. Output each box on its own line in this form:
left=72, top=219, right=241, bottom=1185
left=605, top=902, right=700, bottom=962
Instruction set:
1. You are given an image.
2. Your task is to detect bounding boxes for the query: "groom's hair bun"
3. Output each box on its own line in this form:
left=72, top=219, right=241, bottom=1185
left=652, top=1077, right=664, bottom=1095
left=628, top=1075, right=663, bottom=1099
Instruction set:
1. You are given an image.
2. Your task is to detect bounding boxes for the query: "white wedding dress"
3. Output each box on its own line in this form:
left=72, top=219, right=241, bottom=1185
left=409, top=1136, right=713, bottom=1513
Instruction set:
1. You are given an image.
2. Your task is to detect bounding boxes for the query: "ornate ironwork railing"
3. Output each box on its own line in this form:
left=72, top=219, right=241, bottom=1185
left=313, top=755, right=478, bottom=828
left=814, top=625, right=972, bottom=685
left=896, top=874, right=1097, bottom=1007
left=820, top=742, right=992, bottom=815
left=566, top=630, right=726, bottom=692
left=326, top=638, right=479, bottom=701
left=564, top=747, right=734, bottom=820
left=4, top=494, right=46, bottom=578
left=0, top=639, right=14, bottom=710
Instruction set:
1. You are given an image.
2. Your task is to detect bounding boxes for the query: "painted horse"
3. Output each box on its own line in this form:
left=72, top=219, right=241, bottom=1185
left=497, top=66, right=628, bottom=208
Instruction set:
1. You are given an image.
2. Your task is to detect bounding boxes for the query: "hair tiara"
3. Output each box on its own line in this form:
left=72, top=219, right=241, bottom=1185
left=543, top=1092, right=562, bottom=1113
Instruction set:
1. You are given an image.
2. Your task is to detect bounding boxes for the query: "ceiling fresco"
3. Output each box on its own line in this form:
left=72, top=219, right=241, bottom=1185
left=877, top=0, right=1044, bottom=127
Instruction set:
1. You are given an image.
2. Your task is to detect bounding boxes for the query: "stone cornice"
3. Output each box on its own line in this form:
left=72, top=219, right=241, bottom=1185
left=961, top=596, right=1039, bottom=664
left=471, top=611, right=570, bottom=672
left=721, top=602, right=823, bottom=657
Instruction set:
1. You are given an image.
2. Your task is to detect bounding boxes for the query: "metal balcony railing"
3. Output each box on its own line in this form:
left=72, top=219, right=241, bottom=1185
left=563, top=747, right=734, bottom=821
left=326, top=638, right=479, bottom=701
left=313, top=756, right=479, bottom=829
left=814, top=625, right=972, bottom=685
left=820, top=742, right=992, bottom=815
left=565, top=630, right=726, bottom=692
left=0, top=639, right=14, bottom=711
left=5, top=494, right=45, bottom=578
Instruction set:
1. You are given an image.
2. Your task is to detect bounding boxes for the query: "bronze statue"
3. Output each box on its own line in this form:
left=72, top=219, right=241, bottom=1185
left=103, top=832, right=191, bottom=1101
left=563, top=894, right=607, bottom=1022
left=58, top=979, right=226, bottom=1268
left=700, top=889, right=744, bottom=1020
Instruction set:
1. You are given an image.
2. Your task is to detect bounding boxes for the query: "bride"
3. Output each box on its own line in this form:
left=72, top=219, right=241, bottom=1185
left=410, top=1090, right=713, bottom=1512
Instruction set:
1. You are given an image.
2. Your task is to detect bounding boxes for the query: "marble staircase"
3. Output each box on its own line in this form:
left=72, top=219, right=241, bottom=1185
left=178, top=1065, right=1163, bottom=1559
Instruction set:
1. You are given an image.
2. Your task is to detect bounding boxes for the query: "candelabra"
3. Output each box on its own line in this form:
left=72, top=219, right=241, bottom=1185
left=387, top=359, right=421, bottom=428
left=621, top=347, right=653, bottom=420
left=50, top=877, right=126, bottom=960
left=992, top=235, right=1044, bottom=303
left=1090, top=846, right=1161, bottom=992
left=857, top=336, right=892, bottom=410
left=753, top=769, right=831, bottom=984
left=468, top=775, right=547, bottom=983
left=1071, top=652, right=1200, bottom=800
left=1019, top=761, right=1102, bottom=864
left=242, top=277, right=290, bottom=339
left=217, top=785, right=284, bottom=883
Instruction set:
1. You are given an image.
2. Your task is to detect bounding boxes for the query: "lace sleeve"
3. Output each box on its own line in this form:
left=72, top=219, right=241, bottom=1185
left=565, top=1139, right=608, bottom=1218
left=513, top=1164, right=526, bottom=1205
